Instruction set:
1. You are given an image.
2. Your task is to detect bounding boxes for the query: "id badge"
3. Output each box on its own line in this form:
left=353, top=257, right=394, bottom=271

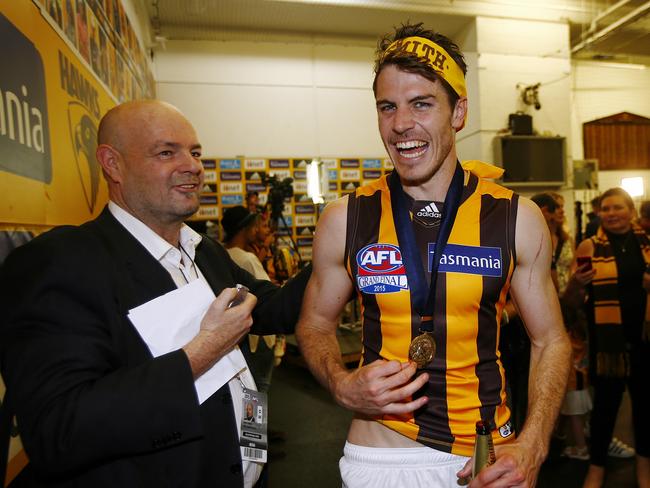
left=239, top=386, right=268, bottom=463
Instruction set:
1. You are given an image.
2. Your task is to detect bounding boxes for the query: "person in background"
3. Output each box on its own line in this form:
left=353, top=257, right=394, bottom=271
left=532, top=193, right=572, bottom=290
left=585, top=196, right=602, bottom=239
left=249, top=204, right=277, bottom=282
left=221, top=205, right=279, bottom=393
left=246, top=191, right=262, bottom=214
left=532, top=192, right=595, bottom=461
left=296, top=22, right=571, bottom=487
left=639, top=200, right=650, bottom=234
left=575, top=187, right=650, bottom=488
left=0, top=100, right=310, bottom=488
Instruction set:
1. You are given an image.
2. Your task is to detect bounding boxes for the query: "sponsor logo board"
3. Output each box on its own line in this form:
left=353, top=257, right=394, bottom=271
left=244, top=159, right=266, bottom=170
left=220, top=171, right=242, bottom=181
left=362, top=159, right=381, bottom=168
left=340, top=159, right=359, bottom=168
left=203, top=170, right=217, bottom=183
left=219, top=159, right=241, bottom=170
left=220, top=182, right=243, bottom=194
left=340, top=169, right=360, bottom=181
left=221, top=194, right=244, bottom=205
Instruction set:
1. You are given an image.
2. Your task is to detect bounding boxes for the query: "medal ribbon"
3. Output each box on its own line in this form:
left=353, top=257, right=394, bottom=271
left=388, top=162, right=464, bottom=333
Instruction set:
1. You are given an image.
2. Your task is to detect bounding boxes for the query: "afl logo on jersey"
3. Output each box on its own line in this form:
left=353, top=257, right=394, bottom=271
left=356, top=244, right=408, bottom=294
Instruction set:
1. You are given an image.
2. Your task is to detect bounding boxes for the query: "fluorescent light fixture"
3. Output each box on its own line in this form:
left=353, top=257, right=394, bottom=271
left=602, top=62, right=646, bottom=70
left=621, top=176, right=644, bottom=197
left=579, top=60, right=647, bottom=70
left=307, top=159, right=325, bottom=204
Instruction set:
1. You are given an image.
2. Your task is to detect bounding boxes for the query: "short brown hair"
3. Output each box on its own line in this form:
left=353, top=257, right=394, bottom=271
left=373, top=22, right=467, bottom=109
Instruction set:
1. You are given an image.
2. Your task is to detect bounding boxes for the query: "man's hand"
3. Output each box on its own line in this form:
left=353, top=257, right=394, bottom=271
left=456, top=441, right=540, bottom=488
left=331, top=360, right=429, bottom=415
left=199, top=287, right=257, bottom=344
left=184, top=287, right=258, bottom=378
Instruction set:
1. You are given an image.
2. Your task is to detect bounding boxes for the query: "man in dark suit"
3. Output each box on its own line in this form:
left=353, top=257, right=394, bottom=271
left=0, top=100, right=309, bottom=487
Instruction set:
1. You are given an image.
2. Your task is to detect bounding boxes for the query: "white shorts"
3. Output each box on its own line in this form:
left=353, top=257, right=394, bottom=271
left=340, top=442, right=470, bottom=488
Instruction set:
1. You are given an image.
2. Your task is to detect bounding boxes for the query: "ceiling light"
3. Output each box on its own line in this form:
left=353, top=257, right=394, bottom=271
left=621, top=177, right=644, bottom=197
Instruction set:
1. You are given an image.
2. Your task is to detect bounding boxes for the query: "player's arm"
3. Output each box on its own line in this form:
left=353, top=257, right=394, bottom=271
left=296, top=197, right=428, bottom=415
left=463, top=198, right=571, bottom=487
left=511, top=198, right=571, bottom=481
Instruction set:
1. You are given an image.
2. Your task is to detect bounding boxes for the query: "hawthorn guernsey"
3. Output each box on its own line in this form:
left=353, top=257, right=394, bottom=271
left=356, top=242, right=502, bottom=294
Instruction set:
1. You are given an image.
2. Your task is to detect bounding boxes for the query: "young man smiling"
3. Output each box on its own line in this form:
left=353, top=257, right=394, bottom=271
left=296, top=23, right=571, bottom=487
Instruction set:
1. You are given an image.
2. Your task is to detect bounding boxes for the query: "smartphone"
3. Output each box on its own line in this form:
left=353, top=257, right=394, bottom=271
left=227, top=284, right=249, bottom=308
left=576, top=256, right=592, bottom=271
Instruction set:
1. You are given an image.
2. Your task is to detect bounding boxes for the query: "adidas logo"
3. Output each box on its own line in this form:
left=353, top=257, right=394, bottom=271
left=416, top=202, right=441, bottom=218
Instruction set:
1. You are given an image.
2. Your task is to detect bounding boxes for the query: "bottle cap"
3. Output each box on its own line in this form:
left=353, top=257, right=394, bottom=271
left=475, top=420, right=491, bottom=435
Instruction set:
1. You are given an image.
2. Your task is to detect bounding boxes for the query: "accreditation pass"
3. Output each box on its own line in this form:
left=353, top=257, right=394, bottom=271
left=239, top=386, right=268, bottom=462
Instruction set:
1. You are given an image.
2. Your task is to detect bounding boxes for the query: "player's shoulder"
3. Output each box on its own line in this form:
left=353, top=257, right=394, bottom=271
left=516, top=195, right=545, bottom=222
left=317, top=195, right=349, bottom=234
left=473, top=175, right=514, bottom=201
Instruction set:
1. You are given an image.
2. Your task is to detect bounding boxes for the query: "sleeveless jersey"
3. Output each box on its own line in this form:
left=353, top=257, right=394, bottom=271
left=344, top=168, right=519, bottom=456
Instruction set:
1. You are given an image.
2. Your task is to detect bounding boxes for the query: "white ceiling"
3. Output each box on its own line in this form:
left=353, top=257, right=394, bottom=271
left=143, top=0, right=650, bottom=65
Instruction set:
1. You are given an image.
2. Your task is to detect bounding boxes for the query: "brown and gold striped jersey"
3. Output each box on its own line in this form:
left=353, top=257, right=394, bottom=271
left=344, top=168, right=518, bottom=456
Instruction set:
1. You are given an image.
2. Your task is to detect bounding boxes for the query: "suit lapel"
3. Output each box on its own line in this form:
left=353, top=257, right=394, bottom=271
left=90, top=208, right=177, bottom=310
left=91, top=208, right=232, bottom=309
left=194, top=238, right=228, bottom=297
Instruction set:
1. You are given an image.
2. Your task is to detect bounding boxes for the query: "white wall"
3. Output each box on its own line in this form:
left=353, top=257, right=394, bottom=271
left=472, top=17, right=572, bottom=166
left=154, top=40, right=385, bottom=158
left=465, top=17, right=579, bottom=232
left=153, top=19, right=574, bottom=165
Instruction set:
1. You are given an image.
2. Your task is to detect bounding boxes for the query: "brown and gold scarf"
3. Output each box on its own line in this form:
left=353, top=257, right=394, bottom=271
left=591, top=224, right=650, bottom=377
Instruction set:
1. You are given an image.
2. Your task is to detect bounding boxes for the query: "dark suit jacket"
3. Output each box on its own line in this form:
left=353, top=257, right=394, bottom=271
left=0, top=208, right=309, bottom=487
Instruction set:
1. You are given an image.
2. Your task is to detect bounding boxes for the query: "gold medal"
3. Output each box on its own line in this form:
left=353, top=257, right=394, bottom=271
left=408, top=332, right=436, bottom=369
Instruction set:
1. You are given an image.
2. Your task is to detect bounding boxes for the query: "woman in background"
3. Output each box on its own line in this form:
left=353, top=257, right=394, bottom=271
left=577, top=188, right=650, bottom=488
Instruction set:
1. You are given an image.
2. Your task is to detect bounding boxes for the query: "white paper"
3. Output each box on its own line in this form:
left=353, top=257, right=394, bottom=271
left=128, top=279, right=248, bottom=403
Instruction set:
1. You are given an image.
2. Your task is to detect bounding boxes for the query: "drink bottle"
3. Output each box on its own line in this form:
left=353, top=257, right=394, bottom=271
left=472, top=420, right=496, bottom=478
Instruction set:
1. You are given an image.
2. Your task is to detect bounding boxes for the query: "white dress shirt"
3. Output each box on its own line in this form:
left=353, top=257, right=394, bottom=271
left=108, top=202, right=263, bottom=487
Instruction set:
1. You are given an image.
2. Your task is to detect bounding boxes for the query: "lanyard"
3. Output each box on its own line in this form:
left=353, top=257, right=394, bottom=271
left=388, top=162, right=464, bottom=333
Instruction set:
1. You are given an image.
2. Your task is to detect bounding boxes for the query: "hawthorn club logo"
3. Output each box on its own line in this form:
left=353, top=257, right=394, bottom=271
left=59, top=49, right=102, bottom=213
left=68, top=102, right=100, bottom=212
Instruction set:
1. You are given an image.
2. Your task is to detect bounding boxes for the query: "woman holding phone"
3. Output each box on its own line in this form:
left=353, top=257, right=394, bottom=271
left=575, top=187, right=650, bottom=488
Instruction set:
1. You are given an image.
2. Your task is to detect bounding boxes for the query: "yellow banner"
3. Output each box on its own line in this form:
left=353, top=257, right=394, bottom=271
left=0, top=0, right=115, bottom=228
left=1, top=374, right=27, bottom=488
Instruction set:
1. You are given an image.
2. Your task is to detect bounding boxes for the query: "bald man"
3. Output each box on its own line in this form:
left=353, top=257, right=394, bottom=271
left=0, top=100, right=310, bottom=488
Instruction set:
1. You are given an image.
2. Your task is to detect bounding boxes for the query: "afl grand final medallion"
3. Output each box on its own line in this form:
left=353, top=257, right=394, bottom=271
left=408, top=332, right=436, bottom=369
